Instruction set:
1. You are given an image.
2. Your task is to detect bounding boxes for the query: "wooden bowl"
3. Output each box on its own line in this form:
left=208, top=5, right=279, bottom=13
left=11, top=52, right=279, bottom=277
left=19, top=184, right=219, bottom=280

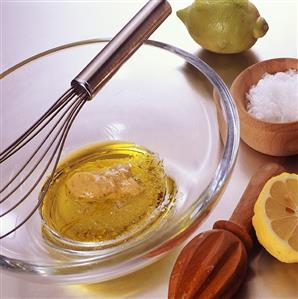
left=215, top=58, right=298, bottom=156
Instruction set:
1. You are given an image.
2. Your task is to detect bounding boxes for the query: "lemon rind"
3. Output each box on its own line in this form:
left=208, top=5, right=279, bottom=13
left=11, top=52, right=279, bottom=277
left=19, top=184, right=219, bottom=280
left=252, top=172, right=298, bottom=263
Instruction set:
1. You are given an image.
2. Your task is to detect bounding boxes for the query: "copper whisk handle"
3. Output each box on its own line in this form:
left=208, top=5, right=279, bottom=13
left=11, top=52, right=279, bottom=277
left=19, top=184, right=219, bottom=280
left=71, top=0, right=171, bottom=99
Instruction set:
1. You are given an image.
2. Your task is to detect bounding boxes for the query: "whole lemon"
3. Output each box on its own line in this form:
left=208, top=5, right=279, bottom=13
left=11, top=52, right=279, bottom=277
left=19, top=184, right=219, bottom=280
left=177, top=0, right=269, bottom=54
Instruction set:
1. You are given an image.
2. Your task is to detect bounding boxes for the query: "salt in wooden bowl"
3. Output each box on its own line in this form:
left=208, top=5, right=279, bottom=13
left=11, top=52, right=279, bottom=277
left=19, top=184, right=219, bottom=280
left=215, top=58, right=298, bottom=156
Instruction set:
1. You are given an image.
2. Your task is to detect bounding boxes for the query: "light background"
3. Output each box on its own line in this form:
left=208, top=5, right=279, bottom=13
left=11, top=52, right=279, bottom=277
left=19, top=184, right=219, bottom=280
left=1, top=0, right=298, bottom=298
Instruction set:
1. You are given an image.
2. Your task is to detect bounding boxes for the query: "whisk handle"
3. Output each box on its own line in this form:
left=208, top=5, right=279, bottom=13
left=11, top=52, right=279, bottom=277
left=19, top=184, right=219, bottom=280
left=71, top=0, right=171, bottom=99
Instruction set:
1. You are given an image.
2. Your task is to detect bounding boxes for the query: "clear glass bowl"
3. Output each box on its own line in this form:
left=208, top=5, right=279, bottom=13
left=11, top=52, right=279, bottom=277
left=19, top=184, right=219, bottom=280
left=0, top=39, right=239, bottom=283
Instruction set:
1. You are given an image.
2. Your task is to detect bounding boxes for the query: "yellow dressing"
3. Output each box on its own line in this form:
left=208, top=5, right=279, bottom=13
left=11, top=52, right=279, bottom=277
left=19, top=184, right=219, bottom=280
left=40, top=142, right=176, bottom=245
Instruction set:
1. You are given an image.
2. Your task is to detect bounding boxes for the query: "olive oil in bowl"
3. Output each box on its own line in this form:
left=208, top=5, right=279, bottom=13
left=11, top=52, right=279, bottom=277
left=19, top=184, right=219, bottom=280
left=40, top=142, right=176, bottom=250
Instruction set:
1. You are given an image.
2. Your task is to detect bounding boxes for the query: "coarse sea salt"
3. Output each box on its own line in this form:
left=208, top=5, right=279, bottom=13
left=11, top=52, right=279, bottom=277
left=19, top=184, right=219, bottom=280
left=246, top=69, right=298, bottom=123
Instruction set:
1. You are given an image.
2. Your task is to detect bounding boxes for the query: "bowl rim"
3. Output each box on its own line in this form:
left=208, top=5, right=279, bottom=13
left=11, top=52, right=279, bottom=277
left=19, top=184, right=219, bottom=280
left=0, top=38, right=240, bottom=283
left=230, top=57, right=298, bottom=127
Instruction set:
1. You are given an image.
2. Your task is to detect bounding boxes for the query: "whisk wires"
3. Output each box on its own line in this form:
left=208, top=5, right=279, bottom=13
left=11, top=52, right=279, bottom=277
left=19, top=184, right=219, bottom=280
left=0, top=88, right=88, bottom=239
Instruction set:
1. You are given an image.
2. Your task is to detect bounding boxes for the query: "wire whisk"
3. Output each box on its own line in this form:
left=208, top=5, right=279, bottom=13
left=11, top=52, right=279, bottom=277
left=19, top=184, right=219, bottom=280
left=0, top=0, right=171, bottom=239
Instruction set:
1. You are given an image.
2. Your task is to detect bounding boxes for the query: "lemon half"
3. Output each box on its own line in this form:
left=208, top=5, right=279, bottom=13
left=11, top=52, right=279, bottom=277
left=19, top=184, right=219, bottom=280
left=253, top=172, right=298, bottom=263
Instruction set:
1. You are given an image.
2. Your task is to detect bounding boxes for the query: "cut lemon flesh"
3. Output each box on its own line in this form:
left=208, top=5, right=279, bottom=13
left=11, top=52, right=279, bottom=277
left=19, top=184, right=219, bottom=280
left=252, top=172, right=298, bottom=263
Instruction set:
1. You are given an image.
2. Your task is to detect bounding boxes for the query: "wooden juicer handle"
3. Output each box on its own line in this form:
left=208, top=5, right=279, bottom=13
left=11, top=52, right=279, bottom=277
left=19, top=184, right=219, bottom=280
left=169, top=163, right=285, bottom=299
left=213, top=163, right=285, bottom=252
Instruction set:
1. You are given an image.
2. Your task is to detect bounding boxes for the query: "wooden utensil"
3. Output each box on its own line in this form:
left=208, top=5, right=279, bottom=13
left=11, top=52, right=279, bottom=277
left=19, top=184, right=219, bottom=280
left=168, top=163, right=285, bottom=299
left=214, top=58, right=298, bottom=156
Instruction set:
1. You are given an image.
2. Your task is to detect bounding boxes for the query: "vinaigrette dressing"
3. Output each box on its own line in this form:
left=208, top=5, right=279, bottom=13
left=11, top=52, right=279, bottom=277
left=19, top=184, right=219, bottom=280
left=40, top=142, right=176, bottom=245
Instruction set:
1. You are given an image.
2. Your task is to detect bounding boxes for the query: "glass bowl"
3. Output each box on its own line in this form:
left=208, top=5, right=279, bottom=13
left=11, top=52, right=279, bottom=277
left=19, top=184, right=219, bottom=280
left=0, top=39, right=239, bottom=283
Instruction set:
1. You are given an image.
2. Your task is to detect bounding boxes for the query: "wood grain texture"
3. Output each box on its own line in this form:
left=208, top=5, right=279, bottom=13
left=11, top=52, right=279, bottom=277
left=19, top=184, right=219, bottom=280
left=168, top=163, right=285, bottom=299
left=169, top=230, right=247, bottom=299
left=214, top=163, right=285, bottom=251
left=215, top=58, right=298, bottom=156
